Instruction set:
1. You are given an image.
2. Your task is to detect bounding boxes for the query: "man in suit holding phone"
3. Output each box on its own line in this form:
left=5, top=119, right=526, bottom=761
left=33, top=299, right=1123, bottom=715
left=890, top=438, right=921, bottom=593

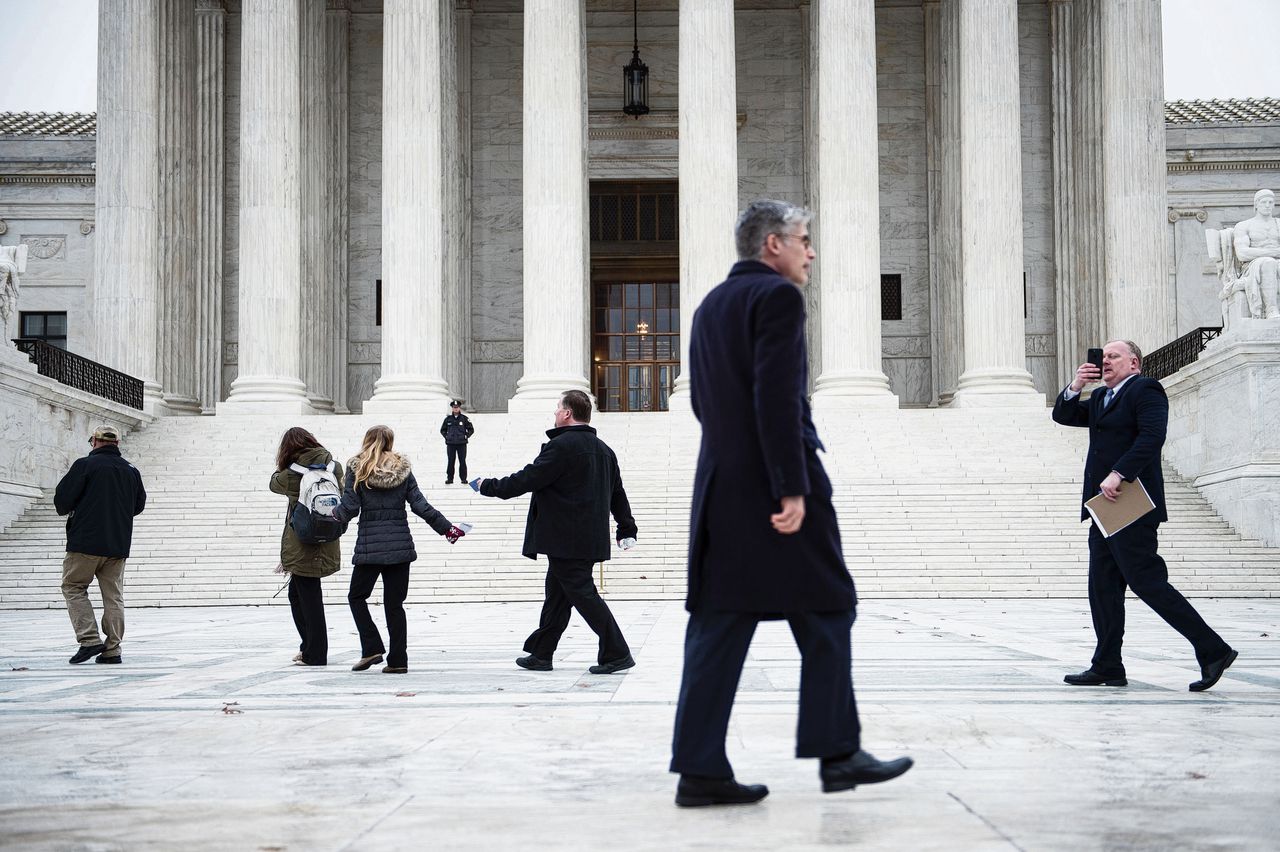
left=1052, top=340, right=1237, bottom=691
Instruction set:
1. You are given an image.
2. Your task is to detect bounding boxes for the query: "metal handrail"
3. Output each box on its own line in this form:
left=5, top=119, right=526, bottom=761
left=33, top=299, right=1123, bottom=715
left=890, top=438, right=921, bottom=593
left=1143, top=327, right=1222, bottom=381
left=11, top=338, right=144, bottom=410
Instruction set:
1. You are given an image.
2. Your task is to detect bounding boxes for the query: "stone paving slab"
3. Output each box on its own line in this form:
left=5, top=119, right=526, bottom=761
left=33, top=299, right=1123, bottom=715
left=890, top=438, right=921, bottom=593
left=0, top=599, right=1277, bottom=851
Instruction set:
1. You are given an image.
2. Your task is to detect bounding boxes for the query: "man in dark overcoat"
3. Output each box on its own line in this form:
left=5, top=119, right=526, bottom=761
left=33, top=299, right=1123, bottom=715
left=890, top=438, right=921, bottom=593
left=1052, top=339, right=1236, bottom=691
left=472, top=389, right=638, bottom=674
left=668, top=200, right=912, bottom=808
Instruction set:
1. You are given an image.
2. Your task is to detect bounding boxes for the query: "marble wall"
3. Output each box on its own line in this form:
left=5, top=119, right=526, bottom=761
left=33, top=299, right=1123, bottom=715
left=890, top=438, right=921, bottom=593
left=0, top=355, right=150, bottom=532
left=0, top=137, right=97, bottom=356
left=1165, top=120, right=1280, bottom=337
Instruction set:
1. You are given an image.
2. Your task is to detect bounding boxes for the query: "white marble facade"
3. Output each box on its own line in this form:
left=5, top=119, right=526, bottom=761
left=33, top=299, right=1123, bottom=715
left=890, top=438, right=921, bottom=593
left=8, top=0, right=1227, bottom=413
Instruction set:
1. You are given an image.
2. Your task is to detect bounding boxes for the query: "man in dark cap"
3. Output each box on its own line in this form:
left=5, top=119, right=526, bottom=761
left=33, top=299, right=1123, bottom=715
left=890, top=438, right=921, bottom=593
left=440, top=399, right=474, bottom=484
left=54, top=425, right=146, bottom=664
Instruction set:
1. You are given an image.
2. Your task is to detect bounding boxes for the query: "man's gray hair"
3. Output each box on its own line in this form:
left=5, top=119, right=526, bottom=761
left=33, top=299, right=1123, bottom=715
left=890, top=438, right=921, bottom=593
left=735, top=199, right=812, bottom=261
left=1108, top=339, right=1144, bottom=366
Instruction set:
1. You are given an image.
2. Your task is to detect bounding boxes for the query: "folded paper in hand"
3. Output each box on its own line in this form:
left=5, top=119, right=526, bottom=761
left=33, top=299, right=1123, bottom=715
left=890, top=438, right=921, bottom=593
left=1084, top=478, right=1156, bottom=537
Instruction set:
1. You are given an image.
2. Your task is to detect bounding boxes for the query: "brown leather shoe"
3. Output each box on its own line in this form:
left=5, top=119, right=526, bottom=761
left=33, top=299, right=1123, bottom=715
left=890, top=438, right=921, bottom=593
left=382, top=666, right=408, bottom=674
left=351, top=654, right=384, bottom=672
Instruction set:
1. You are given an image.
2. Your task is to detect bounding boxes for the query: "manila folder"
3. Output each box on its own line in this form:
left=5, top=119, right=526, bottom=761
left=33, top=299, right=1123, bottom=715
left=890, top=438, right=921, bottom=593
left=1084, top=478, right=1157, bottom=537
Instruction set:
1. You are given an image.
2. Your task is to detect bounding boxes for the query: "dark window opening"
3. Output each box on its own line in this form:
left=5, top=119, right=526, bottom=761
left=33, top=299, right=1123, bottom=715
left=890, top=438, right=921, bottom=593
left=20, top=311, right=68, bottom=349
left=375, top=279, right=382, bottom=326
left=881, top=274, right=902, bottom=321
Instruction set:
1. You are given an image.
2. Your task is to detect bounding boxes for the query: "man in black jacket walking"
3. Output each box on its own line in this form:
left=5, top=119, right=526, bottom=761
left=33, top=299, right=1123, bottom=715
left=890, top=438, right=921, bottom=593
left=472, top=389, right=638, bottom=674
left=53, top=425, right=146, bottom=664
left=440, top=399, right=474, bottom=484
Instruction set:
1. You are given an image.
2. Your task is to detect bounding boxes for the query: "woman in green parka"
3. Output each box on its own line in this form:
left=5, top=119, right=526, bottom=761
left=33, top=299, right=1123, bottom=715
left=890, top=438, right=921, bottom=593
left=269, top=427, right=344, bottom=666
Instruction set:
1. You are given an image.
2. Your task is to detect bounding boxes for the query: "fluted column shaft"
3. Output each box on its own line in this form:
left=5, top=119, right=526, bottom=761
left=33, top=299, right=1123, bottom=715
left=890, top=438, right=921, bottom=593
left=95, top=0, right=162, bottom=410
left=159, top=0, right=200, bottom=414
left=300, top=0, right=334, bottom=411
left=812, top=0, right=896, bottom=408
left=926, top=0, right=964, bottom=405
left=222, top=0, right=312, bottom=411
left=670, top=0, right=738, bottom=407
left=951, top=0, right=1041, bottom=407
left=508, top=0, right=590, bottom=411
left=1049, top=0, right=1078, bottom=389
left=326, top=0, right=350, bottom=412
left=366, top=0, right=452, bottom=411
left=1100, top=0, right=1169, bottom=353
left=195, top=0, right=225, bottom=412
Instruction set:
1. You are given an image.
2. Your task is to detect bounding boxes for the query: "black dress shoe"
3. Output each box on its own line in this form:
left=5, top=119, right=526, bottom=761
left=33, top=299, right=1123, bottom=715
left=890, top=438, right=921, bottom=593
left=588, top=654, right=635, bottom=674
left=516, top=654, right=552, bottom=671
left=820, top=750, right=913, bottom=793
left=69, top=643, right=106, bottom=665
left=95, top=653, right=122, bottom=664
left=675, top=775, right=769, bottom=807
left=1189, top=648, right=1237, bottom=692
left=1063, top=669, right=1127, bottom=687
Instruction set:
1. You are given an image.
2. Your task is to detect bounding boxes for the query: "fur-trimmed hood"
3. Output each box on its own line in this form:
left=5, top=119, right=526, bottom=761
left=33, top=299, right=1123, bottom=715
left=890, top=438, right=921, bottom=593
left=347, top=452, right=412, bottom=489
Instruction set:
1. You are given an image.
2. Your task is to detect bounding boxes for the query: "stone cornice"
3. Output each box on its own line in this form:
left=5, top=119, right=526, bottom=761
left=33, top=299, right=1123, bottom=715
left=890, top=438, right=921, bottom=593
left=588, top=109, right=746, bottom=140
left=0, top=174, right=95, bottom=186
left=1167, top=160, right=1280, bottom=174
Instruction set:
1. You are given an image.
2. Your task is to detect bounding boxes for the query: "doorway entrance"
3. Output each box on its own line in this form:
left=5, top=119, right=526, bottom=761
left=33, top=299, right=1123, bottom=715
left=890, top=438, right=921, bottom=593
left=589, top=181, right=679, bottom=412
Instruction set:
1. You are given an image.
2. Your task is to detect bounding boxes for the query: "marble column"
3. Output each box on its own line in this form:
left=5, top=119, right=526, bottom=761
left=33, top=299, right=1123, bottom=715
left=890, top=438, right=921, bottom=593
left=950, top=0, right=1042, bottom=407
left=1049, top=0, right=1078, bottom=390
left=300, top=0, right=334, bottom=412
left=326, top=0, right=350, bottom=412
left=94, top=0, right=162, bottom=411
left=508, top=0, right=591, bottom=412
left=811, top=0, right=896, bottom=408
left=1099, top=0, right=1170, bottom=354
left=195, top=0, right=225, bottom=413
left=669, top=0, right=737, bottom=408
left=926, top=0, right=964, bottom=405
left=366, top=0, right=452, bottom=413
left=1069, top=0, right=1106, bottom=380
left=221, top=0, right=314, bottom=412
left=159, top=0, right=200, bottom=415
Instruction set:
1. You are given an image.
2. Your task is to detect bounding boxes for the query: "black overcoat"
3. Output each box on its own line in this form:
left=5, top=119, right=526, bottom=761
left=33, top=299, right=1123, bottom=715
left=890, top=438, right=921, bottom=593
left=480, top=424, right=637, bottom=562
left=685, top=260, right=856, bottom=613
left=1051, top=374, right=1169, bottom=525
left=53, top=445, right=146, bottom=559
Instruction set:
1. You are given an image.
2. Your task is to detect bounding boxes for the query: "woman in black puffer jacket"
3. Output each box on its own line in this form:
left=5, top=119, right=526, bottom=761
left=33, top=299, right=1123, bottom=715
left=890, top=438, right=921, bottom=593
left=333, top=425, right=467, bottom=673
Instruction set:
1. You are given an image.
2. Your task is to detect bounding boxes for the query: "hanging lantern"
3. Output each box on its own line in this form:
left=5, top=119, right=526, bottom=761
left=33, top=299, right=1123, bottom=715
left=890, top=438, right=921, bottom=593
left=622, top=0, right=650, bottom=118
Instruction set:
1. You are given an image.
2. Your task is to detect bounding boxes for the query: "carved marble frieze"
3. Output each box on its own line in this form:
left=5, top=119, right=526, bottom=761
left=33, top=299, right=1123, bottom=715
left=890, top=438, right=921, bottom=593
left=882, top=335, right=930, bottom=358
left=473, top=339, right=523, bottom=362
left=20, top=235, right=67, bottom=261
left=1025, top=333, right=1056, bottom=356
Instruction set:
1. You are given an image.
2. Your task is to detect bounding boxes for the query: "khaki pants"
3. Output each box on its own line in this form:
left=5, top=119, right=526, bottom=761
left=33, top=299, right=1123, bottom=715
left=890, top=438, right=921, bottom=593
left=61, top=552, right=126, bottom=656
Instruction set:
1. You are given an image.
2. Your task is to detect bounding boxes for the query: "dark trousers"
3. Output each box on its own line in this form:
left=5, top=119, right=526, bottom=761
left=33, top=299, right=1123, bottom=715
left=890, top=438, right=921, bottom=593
left=348, top=562, right=411, bottom=668
left=523, top=556, right=630, bottom=664
left=445, top=443, right=468, bottom=482
left=670, top=608, right=862, bottom=779
left=288, top=574, right=328, bottom=665
left=1088, top=522, right=1230, bottom=675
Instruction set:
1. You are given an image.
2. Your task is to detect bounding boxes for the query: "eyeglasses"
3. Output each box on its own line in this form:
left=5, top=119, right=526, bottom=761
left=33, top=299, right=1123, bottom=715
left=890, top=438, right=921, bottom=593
left=777, top=232, right=812, bottom=249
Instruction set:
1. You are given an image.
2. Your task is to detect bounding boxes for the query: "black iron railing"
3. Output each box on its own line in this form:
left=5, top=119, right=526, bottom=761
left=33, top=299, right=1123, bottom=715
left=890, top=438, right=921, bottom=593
left=1143, top=327, right=1222, bottom=381
left=12, top=338, right=144, bottom=410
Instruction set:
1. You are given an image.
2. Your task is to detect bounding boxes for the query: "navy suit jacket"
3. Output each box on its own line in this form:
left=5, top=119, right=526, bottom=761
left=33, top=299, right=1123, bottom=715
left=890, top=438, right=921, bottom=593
left=1051, top=374, right=1168, bottom=525
left=685, top=260, right=855, bottom=613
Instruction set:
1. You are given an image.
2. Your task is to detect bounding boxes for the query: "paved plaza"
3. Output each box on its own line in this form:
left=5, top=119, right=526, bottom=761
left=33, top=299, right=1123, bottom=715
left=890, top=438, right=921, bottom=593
left=1, top=598, right=1277, bottom=851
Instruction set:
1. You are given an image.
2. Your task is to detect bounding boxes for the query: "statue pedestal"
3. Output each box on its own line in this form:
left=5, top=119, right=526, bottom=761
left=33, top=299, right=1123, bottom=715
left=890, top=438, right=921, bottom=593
left=1163, top=319, right=1280, bottom=547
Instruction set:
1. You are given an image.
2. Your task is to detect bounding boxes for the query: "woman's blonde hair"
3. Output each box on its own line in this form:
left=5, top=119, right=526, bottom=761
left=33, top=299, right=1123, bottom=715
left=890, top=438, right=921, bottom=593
left=351, top=425, right=397, bottom=488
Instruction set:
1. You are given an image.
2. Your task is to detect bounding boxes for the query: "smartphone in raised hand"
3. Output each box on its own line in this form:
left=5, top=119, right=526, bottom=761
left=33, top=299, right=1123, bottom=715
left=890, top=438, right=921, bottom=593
left=1087, top=347, right=1104, bottom=378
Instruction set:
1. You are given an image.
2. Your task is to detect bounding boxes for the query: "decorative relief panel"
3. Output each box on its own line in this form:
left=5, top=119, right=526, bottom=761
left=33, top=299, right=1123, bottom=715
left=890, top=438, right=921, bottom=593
left=79, top=220, right=95, bottom=235
left=882, top=335, right=931, bottom=358
left=1025, top=334, right=1057, bottom=356
left=349, top=341, right=380, bottom=365
left=0, top=220, right=6, bottom=235
left=473, top=340, right=523, bottom=362
left=21, top=235, right=67, bottom=261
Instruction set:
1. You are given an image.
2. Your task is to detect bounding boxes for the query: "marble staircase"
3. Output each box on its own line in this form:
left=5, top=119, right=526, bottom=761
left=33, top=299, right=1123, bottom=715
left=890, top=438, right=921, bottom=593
left=1, top=409, right=1277, bottom=608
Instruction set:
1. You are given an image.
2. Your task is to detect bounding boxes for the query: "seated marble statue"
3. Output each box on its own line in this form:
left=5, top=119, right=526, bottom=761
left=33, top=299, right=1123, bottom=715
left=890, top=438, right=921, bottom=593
left=0, top=244, right=28, bottom=328
left=1233, top=188, right=1280, bottom=320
